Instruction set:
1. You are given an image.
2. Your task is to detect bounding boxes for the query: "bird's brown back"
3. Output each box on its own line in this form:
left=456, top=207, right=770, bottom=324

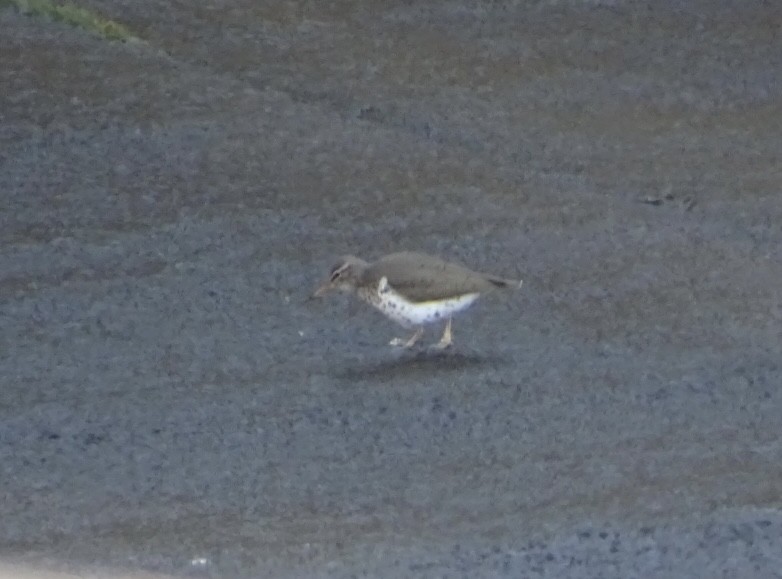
left=360, top=252, right=518, bottom=303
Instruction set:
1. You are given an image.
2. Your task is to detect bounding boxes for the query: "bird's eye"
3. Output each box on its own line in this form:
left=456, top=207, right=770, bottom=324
left=329, top=270, right=340, bottom=282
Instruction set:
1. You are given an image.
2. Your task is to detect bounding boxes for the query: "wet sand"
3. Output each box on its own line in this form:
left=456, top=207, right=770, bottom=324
left=1, top=1, right=781, bottom=576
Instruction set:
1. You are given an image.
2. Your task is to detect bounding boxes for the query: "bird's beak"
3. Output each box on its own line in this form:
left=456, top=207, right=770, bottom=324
left=311, top=282, right=332, bottom=299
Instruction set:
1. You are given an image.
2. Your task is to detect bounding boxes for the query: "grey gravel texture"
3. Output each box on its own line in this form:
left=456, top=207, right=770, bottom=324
left=1, top=0, right=782, bottom=577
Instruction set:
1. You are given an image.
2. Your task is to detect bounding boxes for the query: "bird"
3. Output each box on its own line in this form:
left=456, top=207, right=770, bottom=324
left=312, top=251, right=522, bottom=349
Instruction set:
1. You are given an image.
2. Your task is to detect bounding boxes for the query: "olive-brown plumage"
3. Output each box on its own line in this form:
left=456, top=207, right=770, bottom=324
left=313, top=252, right=522, bottom=349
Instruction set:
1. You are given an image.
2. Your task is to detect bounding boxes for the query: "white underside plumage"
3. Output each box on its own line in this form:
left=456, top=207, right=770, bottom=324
left=361, top=276, right=480, bottom=329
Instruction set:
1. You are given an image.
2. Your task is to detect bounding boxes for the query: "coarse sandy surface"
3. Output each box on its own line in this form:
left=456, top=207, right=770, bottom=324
left=1, top=0, right=781, bottom=577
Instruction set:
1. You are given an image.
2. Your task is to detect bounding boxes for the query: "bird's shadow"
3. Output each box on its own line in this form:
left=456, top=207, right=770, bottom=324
left=333, top=347, right=507, bottom=382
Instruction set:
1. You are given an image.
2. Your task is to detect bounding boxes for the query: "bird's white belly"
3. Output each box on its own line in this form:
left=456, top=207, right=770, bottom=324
left=365, top=277, right=480, bottom=328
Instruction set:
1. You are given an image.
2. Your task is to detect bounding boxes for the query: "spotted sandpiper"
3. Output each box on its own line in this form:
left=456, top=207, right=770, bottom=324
left=312, top=251, right=522, bottom=349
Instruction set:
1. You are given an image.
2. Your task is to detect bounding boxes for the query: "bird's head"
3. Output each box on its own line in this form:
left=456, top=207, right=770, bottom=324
left=312, top=255, right=369, bottom=297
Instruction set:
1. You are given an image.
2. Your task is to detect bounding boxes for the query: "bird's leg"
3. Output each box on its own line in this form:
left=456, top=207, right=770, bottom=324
left=389, top=327, right=424, bottom=348
left=431, top=318, right=453, bottom=350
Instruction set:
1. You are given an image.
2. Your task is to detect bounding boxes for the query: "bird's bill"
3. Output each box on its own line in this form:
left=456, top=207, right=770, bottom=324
left=311, top=281, right=332, bottom=298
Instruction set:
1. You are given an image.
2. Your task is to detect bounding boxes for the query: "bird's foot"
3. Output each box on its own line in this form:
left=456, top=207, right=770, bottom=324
left=428, top=318, right=453, bottom=350
left=389, top=327, right=423, bottom=349
left=428, top=337, right=453, bottom=351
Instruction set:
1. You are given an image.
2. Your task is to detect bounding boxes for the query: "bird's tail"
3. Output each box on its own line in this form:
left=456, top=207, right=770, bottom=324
left=485, top=275, right=523, bottom=290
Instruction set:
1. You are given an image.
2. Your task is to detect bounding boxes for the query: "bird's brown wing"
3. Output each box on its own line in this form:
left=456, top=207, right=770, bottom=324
left=362, top=252, right=505, bottom=303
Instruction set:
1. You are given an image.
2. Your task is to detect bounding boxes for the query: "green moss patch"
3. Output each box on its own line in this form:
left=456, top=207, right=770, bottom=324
left=2, top=0, right=138, bottom=41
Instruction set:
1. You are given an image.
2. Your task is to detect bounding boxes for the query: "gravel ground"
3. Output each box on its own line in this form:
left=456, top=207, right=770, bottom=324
left=1, top=1, right=781, bottom=577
